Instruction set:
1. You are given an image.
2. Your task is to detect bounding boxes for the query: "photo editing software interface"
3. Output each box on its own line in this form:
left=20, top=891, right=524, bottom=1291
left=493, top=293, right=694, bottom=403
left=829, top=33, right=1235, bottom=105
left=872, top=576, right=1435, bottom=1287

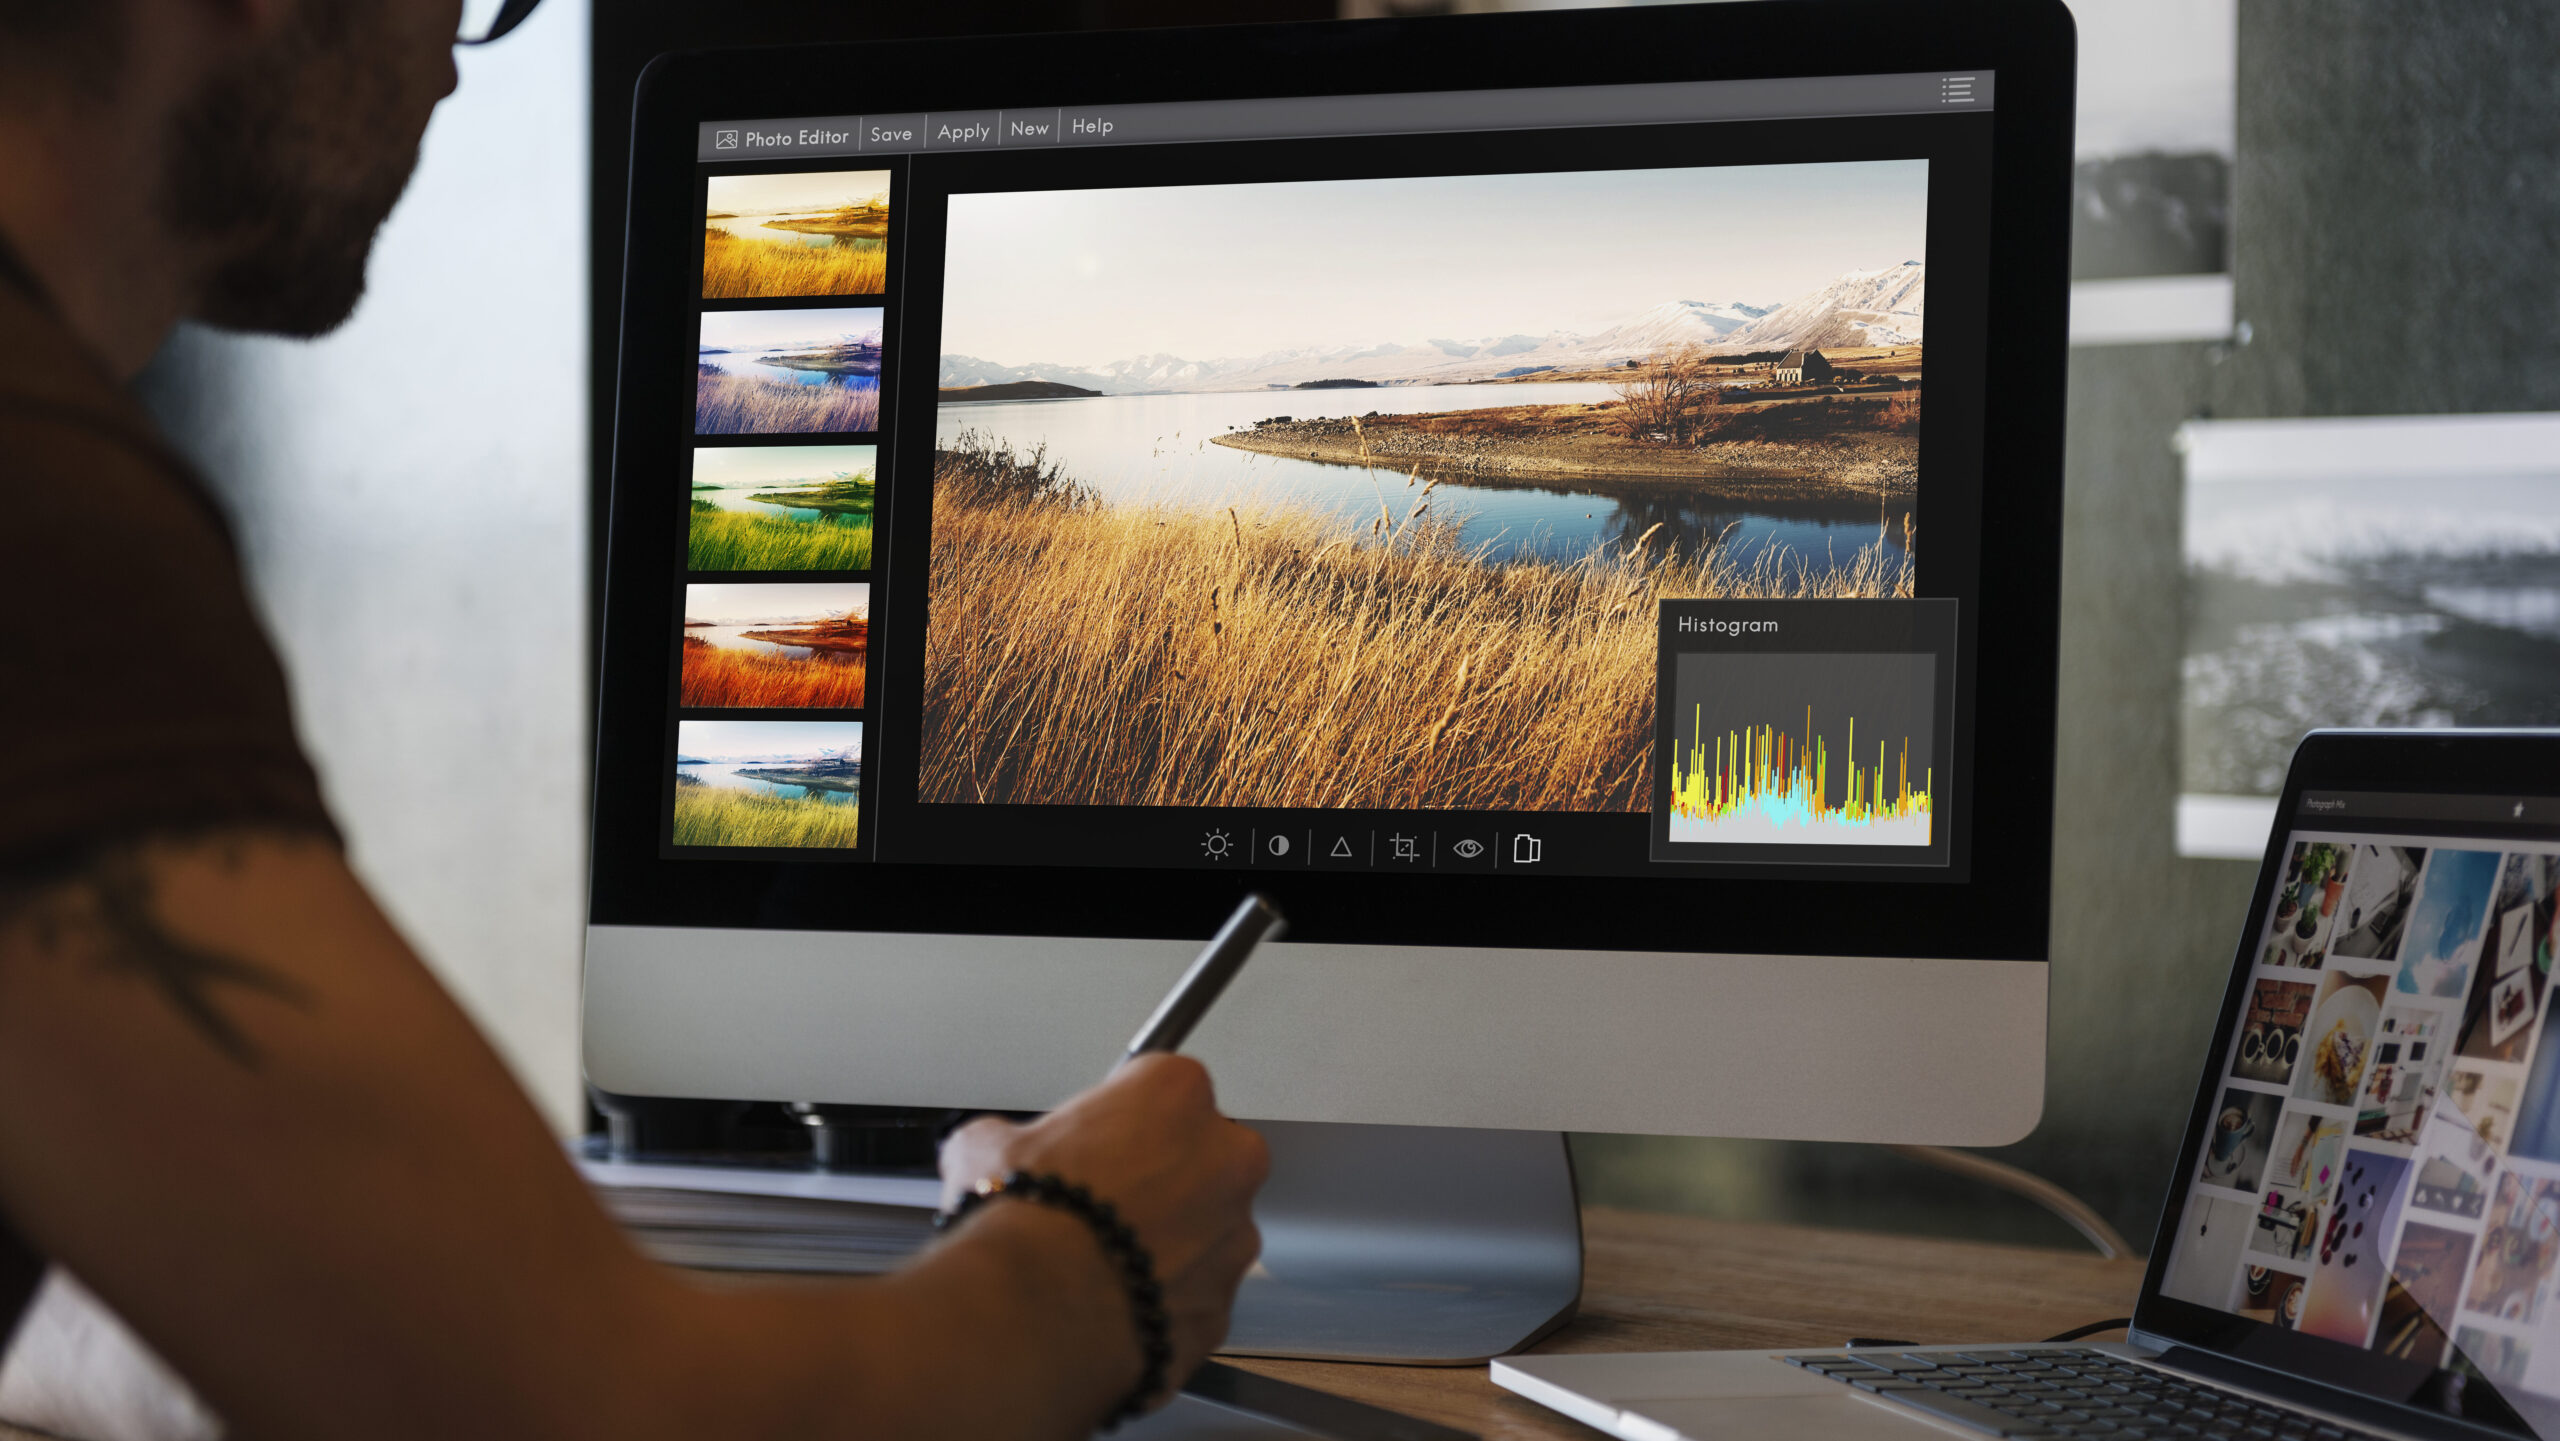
left=2160, top=790, right=2560, bottom=1419
left=657, top=71, right=1996, bottom=880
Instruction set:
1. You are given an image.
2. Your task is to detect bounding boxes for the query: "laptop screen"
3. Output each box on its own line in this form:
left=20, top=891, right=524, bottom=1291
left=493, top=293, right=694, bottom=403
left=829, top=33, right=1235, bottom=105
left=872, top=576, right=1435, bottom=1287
left=2158, top=784, right=2560, bottom=1429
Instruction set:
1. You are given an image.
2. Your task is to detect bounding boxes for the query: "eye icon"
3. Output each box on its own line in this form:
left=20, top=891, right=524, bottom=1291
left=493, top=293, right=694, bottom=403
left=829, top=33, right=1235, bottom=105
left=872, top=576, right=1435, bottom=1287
left=1451, top=839, right=1485, bottom=859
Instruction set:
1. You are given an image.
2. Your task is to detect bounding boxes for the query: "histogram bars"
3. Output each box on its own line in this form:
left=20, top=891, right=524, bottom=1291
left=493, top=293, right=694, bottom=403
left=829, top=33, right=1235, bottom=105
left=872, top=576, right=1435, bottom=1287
left=1667, top=704, right=1933, bottom=846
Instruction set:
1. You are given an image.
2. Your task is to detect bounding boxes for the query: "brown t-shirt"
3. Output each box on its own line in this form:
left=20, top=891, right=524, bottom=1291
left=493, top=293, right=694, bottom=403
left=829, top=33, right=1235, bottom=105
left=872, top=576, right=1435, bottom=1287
left=0, top=242, right=341, bottom=1345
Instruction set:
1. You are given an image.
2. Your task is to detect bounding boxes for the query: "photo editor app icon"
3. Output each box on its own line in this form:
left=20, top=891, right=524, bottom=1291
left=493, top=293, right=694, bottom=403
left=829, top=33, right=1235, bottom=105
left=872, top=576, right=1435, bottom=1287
left=715, top=128, right=740, bottom=150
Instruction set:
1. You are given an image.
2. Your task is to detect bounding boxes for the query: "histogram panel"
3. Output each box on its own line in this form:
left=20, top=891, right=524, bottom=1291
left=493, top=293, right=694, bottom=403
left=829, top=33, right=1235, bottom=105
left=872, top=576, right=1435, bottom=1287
left=1664, top=652, right=1936, bottom=848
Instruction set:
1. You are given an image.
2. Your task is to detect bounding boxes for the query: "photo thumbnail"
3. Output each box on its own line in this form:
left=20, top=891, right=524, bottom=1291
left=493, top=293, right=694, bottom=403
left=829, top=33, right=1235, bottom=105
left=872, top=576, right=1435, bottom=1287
left=2459, top=853, right=2557, bottom=1064
left=2353, top=1002, right=2451, bottom=1144
left=681, top=583, right=869, bottom=710
left=673, top=719, right=862, bottom=850
left=2250, top=1186, right=2317, bottom=1265
left=2453, top=1327, right=2532, bottom=1389
left=704, top=169, right=890, bottom=299
left=2299, top=1148, right=2410, bottom=1346
left=2293, top=969, right=2389, bottom=1106
left=2451, top=1065, right=2522, bottom=1151
left=698, top=307, right=882, bottom=436
left=922, top=162, right=1927, bottom=813
left=2200, top=1085, right=2282, bottom=1192
left=2377, top=1222, right=2473, bottom=1368
left=2334, top=844, right=2426, bottom=962
left=2237, top=1266, right=2307, bottom=1329
left=2411, top=1103, right=2498, bottom=1220
left=2507, top=995, right=2560, bottom=1165
left=2234, top=977, right=2315, bottom=1087
left=2262, top=840, right=2354, bottom=968
left=2396, top=848, right=2500, bottom=999
left=2467, top=1172, right=2560, bottom=1324
left=689, top=444, right=875, bottom=572
left=2266, top=1108, right=2347, bottom=1200
left=2163, top=1193, right=2256, bottom=1310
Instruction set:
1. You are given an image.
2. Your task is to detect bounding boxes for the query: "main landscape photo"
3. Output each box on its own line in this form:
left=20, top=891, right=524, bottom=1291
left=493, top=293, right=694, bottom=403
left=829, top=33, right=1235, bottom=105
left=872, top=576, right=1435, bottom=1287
left=922, top=162, right=1930, bottom=813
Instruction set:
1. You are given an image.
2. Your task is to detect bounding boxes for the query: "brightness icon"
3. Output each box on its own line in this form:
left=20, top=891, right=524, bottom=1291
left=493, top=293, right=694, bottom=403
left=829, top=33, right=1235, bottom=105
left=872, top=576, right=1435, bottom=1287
left=1201, top=829, right=1234, bottom=860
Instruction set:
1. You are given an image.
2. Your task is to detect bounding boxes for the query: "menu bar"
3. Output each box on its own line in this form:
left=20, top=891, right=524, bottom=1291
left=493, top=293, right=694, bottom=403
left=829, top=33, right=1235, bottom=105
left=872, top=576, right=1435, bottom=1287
left=2299, top=791, right=2560, bottom=828
left=698, top=70, right=1995, bottom=162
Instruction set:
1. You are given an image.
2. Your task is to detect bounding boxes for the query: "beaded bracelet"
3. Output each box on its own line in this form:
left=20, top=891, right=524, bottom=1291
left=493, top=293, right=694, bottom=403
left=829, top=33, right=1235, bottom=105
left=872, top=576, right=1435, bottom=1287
left=936, top=1169, right=1172, bottom=1428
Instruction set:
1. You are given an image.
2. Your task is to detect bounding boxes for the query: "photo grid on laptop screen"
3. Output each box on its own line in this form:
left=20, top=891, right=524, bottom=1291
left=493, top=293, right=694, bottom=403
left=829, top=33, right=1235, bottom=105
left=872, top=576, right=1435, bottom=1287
left=2162, top=814, right=2560, bottom=1399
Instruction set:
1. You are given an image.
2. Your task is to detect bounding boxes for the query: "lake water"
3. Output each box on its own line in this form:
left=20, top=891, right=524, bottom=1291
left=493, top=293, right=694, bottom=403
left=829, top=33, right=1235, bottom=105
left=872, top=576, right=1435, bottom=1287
left=708, top=212, right=888, bottom=255
left=685, top=622, right=866, bottom=662
left=677, top=760, right=858, bottom=803
left=702, top=346, right=883, bottom=394
left=934, top=383, right=1909, bottom=568
left=692, top=481, right=872, bottom=525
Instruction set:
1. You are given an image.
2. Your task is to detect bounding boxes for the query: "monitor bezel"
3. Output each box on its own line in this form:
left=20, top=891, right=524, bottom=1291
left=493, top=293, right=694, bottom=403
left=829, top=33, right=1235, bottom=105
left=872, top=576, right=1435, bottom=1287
left=2135, top=729, right=2560, bottom=1436
left=592, top=0, right=2078, bottom=959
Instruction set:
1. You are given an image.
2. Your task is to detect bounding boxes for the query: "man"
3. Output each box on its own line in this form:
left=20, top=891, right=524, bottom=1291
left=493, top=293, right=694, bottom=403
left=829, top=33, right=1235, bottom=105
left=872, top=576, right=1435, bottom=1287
left=0, top=3, right=1269, bottom=1437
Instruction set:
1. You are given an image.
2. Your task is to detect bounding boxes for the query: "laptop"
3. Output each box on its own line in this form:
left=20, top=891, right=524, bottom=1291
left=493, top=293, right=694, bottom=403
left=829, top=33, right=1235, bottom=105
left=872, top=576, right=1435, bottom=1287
left=1498, top=729, right=2560, bottom=1440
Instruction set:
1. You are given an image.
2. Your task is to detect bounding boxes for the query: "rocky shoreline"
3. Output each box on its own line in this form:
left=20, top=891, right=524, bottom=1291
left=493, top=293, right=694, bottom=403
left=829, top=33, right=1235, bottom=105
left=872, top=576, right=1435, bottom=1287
left=1210, top=407, right=1915, bottom=503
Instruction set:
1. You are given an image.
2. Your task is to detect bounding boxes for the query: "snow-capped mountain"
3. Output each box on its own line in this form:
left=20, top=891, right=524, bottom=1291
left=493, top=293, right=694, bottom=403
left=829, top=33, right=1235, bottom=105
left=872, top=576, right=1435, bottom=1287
left=1718, top=262, right=1925, bottom=351
left=940, top=269, right=1916, bottom=395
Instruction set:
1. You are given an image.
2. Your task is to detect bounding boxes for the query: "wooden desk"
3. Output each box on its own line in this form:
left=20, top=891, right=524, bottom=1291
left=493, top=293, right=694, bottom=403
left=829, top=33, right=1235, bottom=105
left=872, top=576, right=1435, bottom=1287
left=1229, top=1205, right=2146, bottom=1440
left=0, top=1206, right=2141, bottom=1441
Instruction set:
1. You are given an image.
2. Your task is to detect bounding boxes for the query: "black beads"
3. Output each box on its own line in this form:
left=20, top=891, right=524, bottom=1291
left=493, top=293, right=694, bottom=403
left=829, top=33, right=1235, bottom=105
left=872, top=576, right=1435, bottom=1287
left=935, top=1168, right=1175, bottom=1429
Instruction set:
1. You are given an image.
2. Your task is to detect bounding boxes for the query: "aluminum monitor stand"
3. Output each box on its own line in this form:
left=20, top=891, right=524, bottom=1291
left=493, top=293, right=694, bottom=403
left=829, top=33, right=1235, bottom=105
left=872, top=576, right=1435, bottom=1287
left=1228, top=1121, right=1580, bottom=1364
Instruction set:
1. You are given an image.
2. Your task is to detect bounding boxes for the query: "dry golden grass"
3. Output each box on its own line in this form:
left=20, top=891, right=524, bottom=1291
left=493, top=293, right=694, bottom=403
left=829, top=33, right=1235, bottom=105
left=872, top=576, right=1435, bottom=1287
left=701, top=227, right=886, bottom=299
left=680, top=635, right=867, bottom=708
left=696, top=371, right=878, bottom=436
left=919, top=460, right=1913, bottom=812
left=673, top=785, right=860, bottom=848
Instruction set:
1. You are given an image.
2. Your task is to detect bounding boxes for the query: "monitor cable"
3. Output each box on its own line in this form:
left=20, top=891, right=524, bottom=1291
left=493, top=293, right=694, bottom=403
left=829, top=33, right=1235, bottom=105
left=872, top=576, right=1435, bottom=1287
left=1887, top=1144, right=2134, bottom=1260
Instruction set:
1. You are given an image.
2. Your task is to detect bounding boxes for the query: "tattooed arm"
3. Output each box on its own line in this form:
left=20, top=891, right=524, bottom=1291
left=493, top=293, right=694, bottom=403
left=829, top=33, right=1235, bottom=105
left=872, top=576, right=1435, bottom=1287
left=0, top=834, right=1264, bottom=1441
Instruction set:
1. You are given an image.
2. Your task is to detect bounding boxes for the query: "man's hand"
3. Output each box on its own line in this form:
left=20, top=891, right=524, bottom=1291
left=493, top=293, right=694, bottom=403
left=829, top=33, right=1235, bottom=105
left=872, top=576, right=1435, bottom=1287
left=938, top=1055, right=1269, bottom=1407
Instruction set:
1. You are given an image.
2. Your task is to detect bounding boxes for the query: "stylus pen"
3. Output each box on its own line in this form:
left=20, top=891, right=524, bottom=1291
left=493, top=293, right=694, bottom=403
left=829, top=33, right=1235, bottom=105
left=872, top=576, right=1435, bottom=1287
left=1121, top=893, right=1287, bottom=1065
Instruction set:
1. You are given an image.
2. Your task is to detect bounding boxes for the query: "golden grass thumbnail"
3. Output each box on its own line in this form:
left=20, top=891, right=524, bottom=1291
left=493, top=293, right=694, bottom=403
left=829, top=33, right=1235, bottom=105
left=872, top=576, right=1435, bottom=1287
left=686, top=504, right=873, bottom=571
left=696, top=371, right=878, bottom=436
left=679, top=634, right=868, bottom=708
left=701, top=227, right=886, bottom=299
left=672, top=785, right=860, bottom=849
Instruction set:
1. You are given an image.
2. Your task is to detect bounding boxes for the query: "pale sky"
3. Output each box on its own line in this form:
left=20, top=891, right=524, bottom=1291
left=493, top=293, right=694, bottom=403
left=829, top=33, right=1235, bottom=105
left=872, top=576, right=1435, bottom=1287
left=677, top=719, right=863, bottom=761
left=692, top=444, right=876, bottom=487
left=707, top=169, right=890, bottom=217
left=699, top=306, right=881, bottom=352
left=684, top=582, right=869, bottom=625
left=942, top=161, right=1926, bottom=365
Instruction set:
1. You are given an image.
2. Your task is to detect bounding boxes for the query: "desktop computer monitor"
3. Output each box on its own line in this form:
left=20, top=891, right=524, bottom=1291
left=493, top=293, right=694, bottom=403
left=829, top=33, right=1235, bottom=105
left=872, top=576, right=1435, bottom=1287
left=584, top=0, right=2077, bottom=1357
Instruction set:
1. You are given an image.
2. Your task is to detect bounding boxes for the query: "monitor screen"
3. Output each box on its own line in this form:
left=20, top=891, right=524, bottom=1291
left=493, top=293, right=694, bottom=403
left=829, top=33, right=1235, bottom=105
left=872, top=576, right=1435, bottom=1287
left=2156, top=786, right=2560, bottom=1433
left=592, top=20, right=2068, bottom=963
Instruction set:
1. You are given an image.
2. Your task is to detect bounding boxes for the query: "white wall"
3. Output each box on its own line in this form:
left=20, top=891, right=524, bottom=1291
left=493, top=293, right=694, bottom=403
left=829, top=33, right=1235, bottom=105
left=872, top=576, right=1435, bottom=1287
left=149, top=1, right=592, bottom=1132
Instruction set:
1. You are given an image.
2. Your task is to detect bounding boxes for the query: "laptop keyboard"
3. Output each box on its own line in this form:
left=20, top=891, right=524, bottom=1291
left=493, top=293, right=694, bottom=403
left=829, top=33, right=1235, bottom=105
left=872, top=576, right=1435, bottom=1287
left=1782, top=1348, right=2384, bottom=1439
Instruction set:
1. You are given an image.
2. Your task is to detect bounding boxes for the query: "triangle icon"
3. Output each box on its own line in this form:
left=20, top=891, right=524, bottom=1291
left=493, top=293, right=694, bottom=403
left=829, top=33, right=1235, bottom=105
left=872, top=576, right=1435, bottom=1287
left=1329, top=836, right=1355, bottom=859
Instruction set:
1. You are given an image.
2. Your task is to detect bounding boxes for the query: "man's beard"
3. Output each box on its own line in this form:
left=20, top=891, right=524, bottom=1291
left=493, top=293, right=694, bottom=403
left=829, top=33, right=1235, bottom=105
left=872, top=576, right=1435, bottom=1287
left=157, top=4, right=427, bottom=338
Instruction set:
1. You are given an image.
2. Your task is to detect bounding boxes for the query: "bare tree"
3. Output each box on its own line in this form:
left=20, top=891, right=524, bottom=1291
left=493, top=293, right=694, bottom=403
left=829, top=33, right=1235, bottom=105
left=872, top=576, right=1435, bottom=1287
left=1611, top=343, right=1715, bottom=444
